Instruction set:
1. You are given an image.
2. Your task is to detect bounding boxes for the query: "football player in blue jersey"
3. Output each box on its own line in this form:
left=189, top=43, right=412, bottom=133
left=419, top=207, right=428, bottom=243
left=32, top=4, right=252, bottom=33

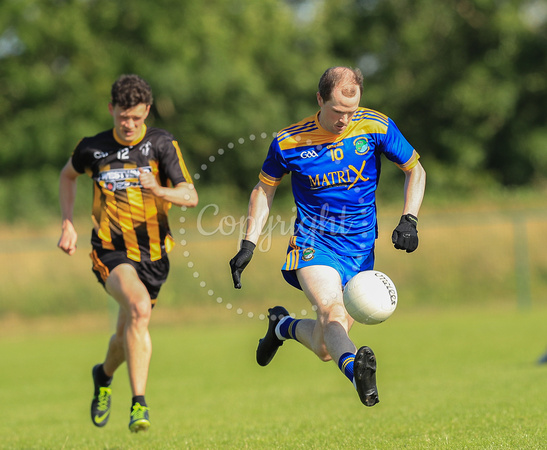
left=230, top=66, right=426, bottom=406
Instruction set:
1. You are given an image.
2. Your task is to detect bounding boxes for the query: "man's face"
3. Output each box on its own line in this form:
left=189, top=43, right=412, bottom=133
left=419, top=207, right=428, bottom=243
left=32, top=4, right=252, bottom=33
left=109, top=103, right=150, bottom=143
left=317, top=87, right=360, bottom=135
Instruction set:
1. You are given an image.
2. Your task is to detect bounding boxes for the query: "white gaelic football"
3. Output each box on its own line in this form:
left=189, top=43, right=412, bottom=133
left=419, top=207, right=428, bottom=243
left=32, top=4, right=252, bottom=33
left=343, top=270, right=398, bottom=325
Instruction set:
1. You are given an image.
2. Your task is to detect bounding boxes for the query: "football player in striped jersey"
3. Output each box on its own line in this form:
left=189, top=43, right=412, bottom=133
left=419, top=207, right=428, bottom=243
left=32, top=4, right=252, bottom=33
left=58, top=74, right=198, bottom=431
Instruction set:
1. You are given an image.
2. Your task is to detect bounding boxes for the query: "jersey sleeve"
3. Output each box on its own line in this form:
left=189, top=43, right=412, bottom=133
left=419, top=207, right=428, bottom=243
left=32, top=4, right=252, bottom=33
left=381, top=118, right=419, bottom=169
left=259, top=140, right=289, bottom=186
left=157, top=135, right=192, bottom=186
left=70, top=139, right=88, bottom=174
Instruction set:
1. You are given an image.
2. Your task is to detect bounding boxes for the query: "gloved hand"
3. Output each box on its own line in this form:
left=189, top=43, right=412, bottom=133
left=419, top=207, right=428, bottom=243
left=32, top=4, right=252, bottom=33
left=229, top=239, right=256, bottom=289
left=391, top=214, right=419, bottom=253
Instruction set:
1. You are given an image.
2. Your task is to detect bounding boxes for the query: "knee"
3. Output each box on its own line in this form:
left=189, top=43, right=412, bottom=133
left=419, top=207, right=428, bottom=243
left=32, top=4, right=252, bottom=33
left=312, top=307, right=350, bottom=362
left=319, top=303, right=350, bottom=330
left=128, top=296, right=152, bottom=326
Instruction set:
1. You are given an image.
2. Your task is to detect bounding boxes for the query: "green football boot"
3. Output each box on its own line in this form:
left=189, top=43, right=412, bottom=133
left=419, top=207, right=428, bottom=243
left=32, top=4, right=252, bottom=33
left=129, top=402, right=150, bottom=433
left=91, top=365, right=112, bottom=427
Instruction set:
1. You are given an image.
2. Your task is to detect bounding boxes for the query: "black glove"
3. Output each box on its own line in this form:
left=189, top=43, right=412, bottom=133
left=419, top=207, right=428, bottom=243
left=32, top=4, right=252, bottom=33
left=391, top=214, right=419, bottom=253
left=229, top=239, right=256, bottom=289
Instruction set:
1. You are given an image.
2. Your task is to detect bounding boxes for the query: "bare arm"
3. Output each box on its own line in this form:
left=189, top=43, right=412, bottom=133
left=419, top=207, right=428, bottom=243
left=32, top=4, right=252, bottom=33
left=139, top=169, right=198, bottom=207
left=401, top=160, right=426, bottom=217
left=391, top=156, right=426, bottom=253
left=229, top=180, right=278, bottom=289
left=57, top=159, right=80, bottom=255
left=243, top=180, right=278, bottom=245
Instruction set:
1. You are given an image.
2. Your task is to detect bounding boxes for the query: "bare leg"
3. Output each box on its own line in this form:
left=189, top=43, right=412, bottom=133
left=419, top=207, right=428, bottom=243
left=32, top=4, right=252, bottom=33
left=293, top=265, right=356, bottom=363
left=102, top=307, right=128, bottom=377
left=104, top=264, right=152, bottom=397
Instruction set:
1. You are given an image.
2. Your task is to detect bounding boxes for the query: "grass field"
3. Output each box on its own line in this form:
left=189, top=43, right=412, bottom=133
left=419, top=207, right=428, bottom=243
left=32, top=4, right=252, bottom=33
left=1, top=304, right=546, bottom=449
left=2, top=195, right=547, bottom=448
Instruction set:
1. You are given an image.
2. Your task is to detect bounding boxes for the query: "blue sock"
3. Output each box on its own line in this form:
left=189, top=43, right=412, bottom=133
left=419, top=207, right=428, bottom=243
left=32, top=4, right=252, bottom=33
left=338, top=352, right=355, bottom=382
left=276, top=317, right=301, bottom=342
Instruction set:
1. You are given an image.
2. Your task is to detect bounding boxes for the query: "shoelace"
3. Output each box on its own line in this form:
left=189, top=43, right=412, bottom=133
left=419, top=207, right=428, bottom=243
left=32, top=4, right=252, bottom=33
left=131, top=403, right=150, bottom=420
left=97, top=387, right=111, bottom=412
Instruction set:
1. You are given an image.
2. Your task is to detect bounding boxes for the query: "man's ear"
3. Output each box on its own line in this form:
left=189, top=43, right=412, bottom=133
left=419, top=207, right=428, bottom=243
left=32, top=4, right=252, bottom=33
left=316, top=92, right=324, bottom=108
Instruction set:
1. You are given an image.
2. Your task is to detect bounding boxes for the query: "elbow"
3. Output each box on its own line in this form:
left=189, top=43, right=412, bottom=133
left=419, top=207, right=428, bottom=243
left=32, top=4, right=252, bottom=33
left=176, top=183, right=198, bottom=208
left=185, top=191, right=199, bottom=208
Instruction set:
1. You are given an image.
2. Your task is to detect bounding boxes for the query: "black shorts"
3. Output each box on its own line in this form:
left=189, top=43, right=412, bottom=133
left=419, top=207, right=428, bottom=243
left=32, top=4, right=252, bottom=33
left=90, top=248, right=170, bottom=302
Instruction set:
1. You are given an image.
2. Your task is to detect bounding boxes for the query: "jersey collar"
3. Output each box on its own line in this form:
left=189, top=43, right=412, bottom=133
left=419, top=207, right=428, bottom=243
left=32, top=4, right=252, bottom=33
left=112, top=124, right=147, bottom=146
left=315, top=111, right=352, bottom=139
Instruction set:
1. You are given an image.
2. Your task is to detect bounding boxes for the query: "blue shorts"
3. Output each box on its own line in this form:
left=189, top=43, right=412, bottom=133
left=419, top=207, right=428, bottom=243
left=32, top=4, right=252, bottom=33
left=281, top=237, right=375, bottom=290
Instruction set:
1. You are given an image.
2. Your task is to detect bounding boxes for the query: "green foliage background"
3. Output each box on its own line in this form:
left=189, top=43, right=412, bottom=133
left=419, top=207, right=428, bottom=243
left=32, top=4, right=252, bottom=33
left=0, top=0, right=546, bottom=223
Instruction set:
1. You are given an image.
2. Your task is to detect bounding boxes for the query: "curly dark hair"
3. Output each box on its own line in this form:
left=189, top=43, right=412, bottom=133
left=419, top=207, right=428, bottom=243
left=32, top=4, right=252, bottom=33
left=318, top=67, right=363, bottom=102
left=111, top=74, right=153, bottom=108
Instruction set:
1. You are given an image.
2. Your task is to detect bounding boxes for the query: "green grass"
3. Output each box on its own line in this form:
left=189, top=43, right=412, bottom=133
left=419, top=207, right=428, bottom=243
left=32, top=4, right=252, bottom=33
left=1, top=305, right=546, bottom=449
left=2, top=196, right=547, bottom=447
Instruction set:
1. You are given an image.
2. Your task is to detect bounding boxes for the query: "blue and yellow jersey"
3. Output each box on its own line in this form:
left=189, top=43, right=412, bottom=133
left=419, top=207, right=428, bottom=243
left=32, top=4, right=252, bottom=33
left=260, top=108, right=419, bottom=255
left=71, top=125, right=192, bottom=262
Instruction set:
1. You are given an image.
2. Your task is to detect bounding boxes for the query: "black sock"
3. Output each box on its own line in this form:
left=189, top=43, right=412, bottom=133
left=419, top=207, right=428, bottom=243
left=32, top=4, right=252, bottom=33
left=132, top=395, right=147, bottom=407
left=95, top=364, right=112, bottom=387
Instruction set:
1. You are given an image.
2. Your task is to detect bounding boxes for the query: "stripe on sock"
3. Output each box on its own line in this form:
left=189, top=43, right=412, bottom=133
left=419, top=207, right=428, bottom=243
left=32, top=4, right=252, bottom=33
left=338, top=352, right=355, bottom=382
left=287, top=319, right=300, bottom=341
left=276, top=316, right=300, bottom=342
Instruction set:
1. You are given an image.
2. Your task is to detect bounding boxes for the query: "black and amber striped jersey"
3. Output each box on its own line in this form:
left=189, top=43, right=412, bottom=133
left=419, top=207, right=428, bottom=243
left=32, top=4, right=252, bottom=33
left=71, top=125, right=192, bottom=262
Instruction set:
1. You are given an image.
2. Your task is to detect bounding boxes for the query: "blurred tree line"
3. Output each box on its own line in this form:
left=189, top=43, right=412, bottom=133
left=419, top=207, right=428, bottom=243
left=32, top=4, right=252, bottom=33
left=0, top=0, right=545, bottom=223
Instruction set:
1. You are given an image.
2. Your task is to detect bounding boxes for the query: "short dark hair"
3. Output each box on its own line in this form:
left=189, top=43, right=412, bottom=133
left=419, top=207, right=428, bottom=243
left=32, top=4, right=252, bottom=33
left=318, top=67, right=363, bottom=102
left=111, top=74, right=153, bottom=108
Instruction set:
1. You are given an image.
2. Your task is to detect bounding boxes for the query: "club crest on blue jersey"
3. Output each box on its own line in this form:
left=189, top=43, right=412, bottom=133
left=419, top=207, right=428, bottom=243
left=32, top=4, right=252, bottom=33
left=353, top=137, right=369, bottom=155
left=302, top=248, right=315, bottom=261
